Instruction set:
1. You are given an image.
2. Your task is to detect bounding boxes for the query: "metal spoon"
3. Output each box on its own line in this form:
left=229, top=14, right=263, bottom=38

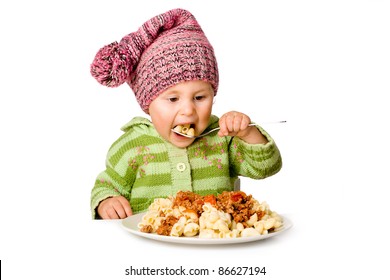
left=172, top=121, right=286, bottom=139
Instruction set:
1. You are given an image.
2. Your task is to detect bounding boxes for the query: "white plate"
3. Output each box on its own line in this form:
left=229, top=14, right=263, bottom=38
left=121, top=212, right=292, bottom=245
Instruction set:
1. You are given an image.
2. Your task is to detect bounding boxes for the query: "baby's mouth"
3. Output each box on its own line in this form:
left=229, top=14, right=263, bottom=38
left=172, top=124, right=195, bottom=137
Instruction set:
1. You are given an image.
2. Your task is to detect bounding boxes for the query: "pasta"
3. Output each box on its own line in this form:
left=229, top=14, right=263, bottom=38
left=183, top=222, right=200, bottom=237
left=170, top=223, right=184, bottom=237
left=173, top=124, right=195, bottom=137
left=246, top=213, right=258, bottom=227
left=138, top=190, right=284, bottom=239
left=241, top=227, right=261, bottom=237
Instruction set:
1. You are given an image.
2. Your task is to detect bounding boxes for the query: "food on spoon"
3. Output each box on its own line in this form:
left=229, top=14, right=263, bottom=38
left=173, top=124, right=195, bottom=137
left=181, top=124, right=190, bottom=134
left=187, top=128, right=195, bottom=137
left=173, top=125, right=183, bottom=133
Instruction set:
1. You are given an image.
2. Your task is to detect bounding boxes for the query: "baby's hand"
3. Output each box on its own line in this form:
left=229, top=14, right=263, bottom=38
left=97, top=196, right=133, bottom=219
left=218, top=111, right=251, bottom=137
left=218, top=111, right=268, bottom=144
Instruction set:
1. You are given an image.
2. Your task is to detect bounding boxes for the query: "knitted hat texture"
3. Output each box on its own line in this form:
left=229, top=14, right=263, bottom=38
left=91, top=9, right=219, bottom=112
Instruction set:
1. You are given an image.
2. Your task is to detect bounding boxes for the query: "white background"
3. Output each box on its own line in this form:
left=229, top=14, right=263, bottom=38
left=1, top=0, right=389, bottom=279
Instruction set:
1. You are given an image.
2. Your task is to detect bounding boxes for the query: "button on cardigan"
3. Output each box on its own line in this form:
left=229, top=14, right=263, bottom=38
left=90, top=115, right=282, bottom=218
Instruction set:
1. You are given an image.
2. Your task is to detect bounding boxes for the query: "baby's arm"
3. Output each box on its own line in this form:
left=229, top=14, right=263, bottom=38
left=97, top=196, right=133, bottom=219
left=218, top=111, right=268, bottom=144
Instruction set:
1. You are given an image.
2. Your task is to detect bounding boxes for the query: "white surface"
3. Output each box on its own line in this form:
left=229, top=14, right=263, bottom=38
left=121, top=213, right=293, bottom=245
left=1, top=0, right=390, bottom=280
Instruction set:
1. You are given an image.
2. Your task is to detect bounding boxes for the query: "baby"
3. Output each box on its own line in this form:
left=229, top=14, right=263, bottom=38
left=90, top=8, right=282, bottom=219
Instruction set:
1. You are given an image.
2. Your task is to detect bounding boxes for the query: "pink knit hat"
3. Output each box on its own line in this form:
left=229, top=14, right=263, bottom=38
left=91, top=8, right=219, bottom=113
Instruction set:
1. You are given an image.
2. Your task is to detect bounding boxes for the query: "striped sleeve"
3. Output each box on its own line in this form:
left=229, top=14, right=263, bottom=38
left=228, top=125, right=282, bottom=179
left=90, top=117, right=170, bottom=218
left=90, top=131, right=138, bottom=219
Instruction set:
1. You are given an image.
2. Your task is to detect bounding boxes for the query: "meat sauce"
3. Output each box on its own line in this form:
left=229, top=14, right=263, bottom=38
left=141, top=190, right=265, bottom=235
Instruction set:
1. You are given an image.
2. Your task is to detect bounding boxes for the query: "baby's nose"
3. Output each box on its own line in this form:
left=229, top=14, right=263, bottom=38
left=180, top=100, right=196, bottom=115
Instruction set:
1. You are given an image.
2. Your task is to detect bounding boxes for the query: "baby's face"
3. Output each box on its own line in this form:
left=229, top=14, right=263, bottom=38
left=149, top=80, right=214, bottom=148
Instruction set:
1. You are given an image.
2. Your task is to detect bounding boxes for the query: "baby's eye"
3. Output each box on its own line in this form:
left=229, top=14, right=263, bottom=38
left=168, top=97, right=179, bottom=102
left=194, top=95, right=205, bottom=101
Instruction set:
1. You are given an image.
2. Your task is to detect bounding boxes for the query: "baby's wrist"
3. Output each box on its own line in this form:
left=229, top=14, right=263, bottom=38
left=238, top=126, right=268, bottom=144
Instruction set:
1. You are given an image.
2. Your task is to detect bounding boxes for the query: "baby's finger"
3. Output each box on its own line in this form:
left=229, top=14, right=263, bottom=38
left=97, top=200, right=112, bottom=219
left=232, top=115, right=245, bottom=132
left=105, top=207, right=120, bottom=219
left=114, top=205, right=127, bottom=219
left=225, top=113, right=236, bottom=132
left=218, top=116, right=229, bottom=136
left=118, top=196, right=133, bottom=217
left=112, top=199, right=131, bottom=219
left=98, top=210, right=110, bottom=219
left=239, top=117, right=251, bottom=131
left=125, top=206, right=133, bottom=217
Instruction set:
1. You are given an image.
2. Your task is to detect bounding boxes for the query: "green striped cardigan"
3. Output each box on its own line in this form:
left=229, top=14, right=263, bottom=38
left=90, top=115, right=282, bottom=218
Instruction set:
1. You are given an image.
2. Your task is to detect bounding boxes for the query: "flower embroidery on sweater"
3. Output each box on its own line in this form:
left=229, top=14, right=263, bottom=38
left=128, top=146, right=155, bottom=178
left=193, top=139, right=225, bottom=169
left=233, top=143, right=244, bottom=163
left=99, top=178, right=120, bottom=194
